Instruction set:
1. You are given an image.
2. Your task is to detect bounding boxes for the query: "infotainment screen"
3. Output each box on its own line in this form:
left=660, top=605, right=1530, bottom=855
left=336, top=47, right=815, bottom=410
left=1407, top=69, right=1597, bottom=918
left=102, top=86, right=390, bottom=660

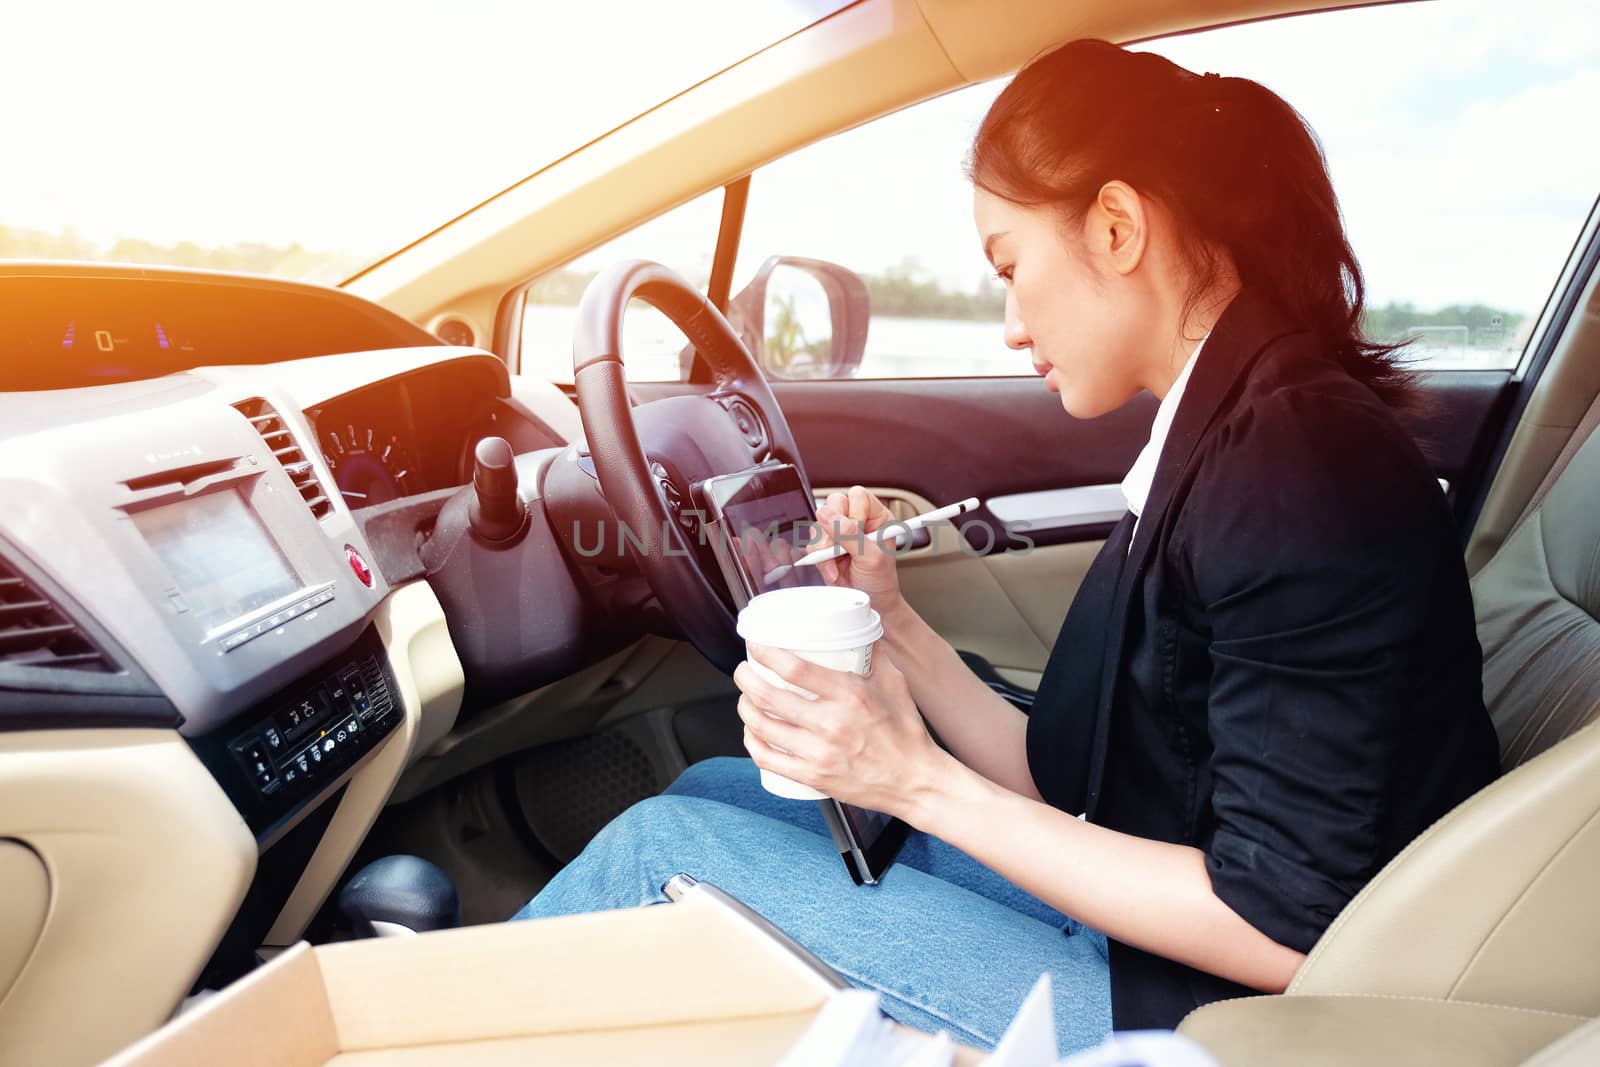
left=134, top=489, right=301, bottom=632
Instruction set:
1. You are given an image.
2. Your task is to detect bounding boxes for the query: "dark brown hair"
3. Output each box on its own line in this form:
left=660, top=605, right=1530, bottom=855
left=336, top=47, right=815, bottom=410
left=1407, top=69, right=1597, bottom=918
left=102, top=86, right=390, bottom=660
left=968, top=39, right=1415, bottom=411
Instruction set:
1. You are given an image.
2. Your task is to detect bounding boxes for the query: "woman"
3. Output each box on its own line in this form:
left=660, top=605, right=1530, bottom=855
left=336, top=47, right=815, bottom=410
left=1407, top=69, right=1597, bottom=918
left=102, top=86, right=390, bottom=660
left=515, top=39, right=1500, bottom=1051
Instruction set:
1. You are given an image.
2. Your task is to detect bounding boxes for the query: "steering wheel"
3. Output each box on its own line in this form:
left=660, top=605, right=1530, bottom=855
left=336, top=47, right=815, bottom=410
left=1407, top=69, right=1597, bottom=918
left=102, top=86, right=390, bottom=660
left=571, top=259, right=814, bottom=673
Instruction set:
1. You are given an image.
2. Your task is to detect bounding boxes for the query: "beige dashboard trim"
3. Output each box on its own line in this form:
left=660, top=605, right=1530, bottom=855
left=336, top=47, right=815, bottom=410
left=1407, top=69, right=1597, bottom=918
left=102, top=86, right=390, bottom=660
left=0, top=729, right=256, bottom=1067
left=0, top=840, right=48, bottom=1018
left=264, top=581, right=465, bottom=946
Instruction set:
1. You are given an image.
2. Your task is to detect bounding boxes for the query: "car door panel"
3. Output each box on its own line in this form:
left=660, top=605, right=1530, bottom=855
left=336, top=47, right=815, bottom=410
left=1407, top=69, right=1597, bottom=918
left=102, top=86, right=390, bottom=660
left=633, top=368, right=1514, bottom=678
left=768, top=378, right=1157, bottom=528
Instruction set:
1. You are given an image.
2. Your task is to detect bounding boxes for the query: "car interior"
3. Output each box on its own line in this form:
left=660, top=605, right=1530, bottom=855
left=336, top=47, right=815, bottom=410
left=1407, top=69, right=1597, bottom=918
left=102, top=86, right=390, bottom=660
left=2, top=0, right=1599, bottom=1064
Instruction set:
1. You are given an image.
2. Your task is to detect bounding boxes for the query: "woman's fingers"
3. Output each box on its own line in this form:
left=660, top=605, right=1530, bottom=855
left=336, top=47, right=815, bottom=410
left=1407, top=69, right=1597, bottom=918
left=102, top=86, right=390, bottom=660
left=733, top=658, right=786, bottom=706
left=736, top=694, right=822, bottom=761
left=848, top=485, right=873, bottom=525
left=813, top=502, right=851, bottom=580
left=742, top=725, right=813, bottom=785
left=744, top=644, right=847, bottom=701
left=815, top=505, right=847, bottom=548
left=849, top=485, right=896, bottom=533
left=817, top=505, right=871, bottom=562
left=732, top=659, right=825, bottom=727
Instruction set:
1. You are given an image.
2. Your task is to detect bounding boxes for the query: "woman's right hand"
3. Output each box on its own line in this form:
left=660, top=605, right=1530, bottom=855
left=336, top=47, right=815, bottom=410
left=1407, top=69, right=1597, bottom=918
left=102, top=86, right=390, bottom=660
left=813, top=485, right=905, bottom=616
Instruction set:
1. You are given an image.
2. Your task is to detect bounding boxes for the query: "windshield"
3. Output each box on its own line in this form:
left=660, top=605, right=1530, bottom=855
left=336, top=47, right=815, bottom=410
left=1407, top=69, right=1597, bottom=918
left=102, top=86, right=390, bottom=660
left=0, top=0, right=848, bottom=286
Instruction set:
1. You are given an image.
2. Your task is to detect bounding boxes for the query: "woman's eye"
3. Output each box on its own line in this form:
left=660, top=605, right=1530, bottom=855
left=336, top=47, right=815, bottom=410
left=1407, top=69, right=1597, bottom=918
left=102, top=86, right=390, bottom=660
left=993, top=267, right=1013, bottom=283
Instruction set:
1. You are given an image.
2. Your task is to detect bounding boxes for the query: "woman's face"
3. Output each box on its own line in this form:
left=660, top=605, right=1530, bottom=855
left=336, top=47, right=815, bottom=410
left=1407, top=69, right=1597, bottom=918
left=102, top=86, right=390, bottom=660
left=974, top=185, right=1161, bottom=418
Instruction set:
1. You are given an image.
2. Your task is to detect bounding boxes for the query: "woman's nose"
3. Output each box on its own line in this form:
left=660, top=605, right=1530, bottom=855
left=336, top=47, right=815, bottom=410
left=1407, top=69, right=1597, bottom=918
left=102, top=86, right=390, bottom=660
left=1003, top=306, right=1031, bottom=351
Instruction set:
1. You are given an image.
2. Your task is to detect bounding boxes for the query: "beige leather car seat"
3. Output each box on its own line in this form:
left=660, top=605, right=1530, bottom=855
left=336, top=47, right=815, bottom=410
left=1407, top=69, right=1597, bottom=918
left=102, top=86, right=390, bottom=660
left=1179, top=399, right=1600, bottom=1065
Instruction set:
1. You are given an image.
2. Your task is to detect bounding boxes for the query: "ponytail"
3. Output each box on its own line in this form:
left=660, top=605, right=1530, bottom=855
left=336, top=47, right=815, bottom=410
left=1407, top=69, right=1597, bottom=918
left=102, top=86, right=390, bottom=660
left=968, top=40, right=1416, bottom=412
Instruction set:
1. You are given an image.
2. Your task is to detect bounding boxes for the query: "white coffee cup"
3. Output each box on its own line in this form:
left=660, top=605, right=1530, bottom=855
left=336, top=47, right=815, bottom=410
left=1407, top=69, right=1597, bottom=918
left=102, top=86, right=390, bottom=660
left=735, top=586, right=885, bottom=800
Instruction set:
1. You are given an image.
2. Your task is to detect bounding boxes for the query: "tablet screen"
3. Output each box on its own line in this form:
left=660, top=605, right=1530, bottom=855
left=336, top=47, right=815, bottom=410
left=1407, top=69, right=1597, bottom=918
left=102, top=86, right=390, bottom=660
left=699, top=465, right=829, bottom=598
left=842, top=803, right=894, bottom=845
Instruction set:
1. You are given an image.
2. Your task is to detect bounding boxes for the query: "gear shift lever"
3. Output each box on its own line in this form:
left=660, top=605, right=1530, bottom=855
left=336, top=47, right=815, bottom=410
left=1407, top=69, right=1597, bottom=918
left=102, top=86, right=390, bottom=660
left=468, top=436, right=527, bottom=545
left=338, top=856, right=463, bottom=937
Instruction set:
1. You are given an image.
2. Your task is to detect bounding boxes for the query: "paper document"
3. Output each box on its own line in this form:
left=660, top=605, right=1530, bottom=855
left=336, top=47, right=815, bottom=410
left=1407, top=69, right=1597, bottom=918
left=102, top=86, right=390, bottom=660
left=986, top=973, right=1060, bottom=1066
left=774, top=989, right=953, bottom=1067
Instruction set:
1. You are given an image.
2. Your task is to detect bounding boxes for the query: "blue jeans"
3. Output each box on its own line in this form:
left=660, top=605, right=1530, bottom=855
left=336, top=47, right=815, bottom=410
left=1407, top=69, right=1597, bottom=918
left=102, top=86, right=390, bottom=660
left=512, top=757, right=1111, bottom=1052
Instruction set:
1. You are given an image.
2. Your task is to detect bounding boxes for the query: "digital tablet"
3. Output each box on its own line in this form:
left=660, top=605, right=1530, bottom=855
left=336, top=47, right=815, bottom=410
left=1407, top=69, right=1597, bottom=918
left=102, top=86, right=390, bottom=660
left=820, top=796, right=912, bottom=886
left=695, top=463, right=910, bottom=884
left=695, top=463, right=830, bottom=605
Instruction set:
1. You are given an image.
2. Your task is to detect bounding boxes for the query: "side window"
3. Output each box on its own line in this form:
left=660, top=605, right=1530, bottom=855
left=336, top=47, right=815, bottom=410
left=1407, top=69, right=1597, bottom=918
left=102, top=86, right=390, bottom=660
left=518, top=189, right=723, bottom=384
left=1142, top=0, right=1599, bottom=371
left=733, top=83, right=1012, bottom=380
left=736, top=0, right=1598, bottom=379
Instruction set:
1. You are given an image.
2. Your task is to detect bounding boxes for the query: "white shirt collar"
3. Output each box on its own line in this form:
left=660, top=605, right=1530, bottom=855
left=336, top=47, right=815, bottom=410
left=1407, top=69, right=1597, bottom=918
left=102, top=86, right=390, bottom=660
left=1121, top=335, right=1208, bottom=518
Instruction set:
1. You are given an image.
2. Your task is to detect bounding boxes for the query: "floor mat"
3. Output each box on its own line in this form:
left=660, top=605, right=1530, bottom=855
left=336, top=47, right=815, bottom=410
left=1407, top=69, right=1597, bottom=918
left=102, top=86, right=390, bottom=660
left=511, top=730, right=661, bottom=863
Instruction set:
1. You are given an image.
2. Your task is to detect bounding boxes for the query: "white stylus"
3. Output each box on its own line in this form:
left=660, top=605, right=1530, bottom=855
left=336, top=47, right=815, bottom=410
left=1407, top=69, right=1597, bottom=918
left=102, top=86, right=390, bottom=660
left=761, top=496, right=981, bottom=585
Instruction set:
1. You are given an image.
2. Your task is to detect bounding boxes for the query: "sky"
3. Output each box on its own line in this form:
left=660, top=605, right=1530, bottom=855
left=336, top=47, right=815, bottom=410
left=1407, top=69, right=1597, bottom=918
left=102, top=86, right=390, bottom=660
left=4, top=0, right=1598, bottom=316
left=710, top=0, right=1600, bottom=316
left=0, top=0, right=843, bottom=251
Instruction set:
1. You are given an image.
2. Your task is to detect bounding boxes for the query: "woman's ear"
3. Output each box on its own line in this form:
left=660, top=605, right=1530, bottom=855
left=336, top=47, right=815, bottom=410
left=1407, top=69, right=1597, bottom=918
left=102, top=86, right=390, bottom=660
left=1092, top=180, right=1149, bottom=275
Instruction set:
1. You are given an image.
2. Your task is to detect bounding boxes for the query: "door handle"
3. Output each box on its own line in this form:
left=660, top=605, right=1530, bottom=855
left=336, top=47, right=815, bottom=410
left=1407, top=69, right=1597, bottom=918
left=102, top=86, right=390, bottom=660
left=812, top=486, right=937, bottom=552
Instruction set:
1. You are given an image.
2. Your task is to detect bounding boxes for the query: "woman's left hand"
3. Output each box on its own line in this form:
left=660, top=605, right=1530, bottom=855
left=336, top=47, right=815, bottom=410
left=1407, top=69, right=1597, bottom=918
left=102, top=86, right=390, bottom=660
left=732, top=644, right=950, bottom=821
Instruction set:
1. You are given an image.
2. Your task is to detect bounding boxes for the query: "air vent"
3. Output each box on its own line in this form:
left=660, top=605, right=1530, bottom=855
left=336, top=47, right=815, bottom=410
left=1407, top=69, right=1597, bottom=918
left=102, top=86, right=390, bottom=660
left=233, top=398, right=332, bottom=519
left=0, top=559, right=116, bottom=672
left=358, top=654, right=394, bottom=717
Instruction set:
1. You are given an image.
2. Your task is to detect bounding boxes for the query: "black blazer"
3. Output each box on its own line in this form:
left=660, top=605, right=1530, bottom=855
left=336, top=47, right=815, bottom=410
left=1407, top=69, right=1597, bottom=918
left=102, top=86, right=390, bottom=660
left=1025, top=288, right=1500, bottom=1030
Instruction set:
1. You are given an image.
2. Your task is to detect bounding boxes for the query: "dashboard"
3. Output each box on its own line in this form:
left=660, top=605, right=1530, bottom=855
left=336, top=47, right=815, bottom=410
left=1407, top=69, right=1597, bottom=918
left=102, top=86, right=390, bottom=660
left=0, top=264, right=587, bottom=1002
left=309, top=360, right=563, bottom=509
left=0, top=262, right=570, bottom=736
left=1, top=264, right=443, bottom=391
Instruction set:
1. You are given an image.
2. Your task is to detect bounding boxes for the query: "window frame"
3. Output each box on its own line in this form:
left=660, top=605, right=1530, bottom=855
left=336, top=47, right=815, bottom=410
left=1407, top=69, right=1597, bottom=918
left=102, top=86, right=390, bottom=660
left=496, top=181, right=752, bottom=388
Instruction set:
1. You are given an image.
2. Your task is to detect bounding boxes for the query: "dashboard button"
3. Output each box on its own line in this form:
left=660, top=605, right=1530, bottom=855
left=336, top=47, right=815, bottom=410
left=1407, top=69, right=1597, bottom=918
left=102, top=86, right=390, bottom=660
left=241, top=741, right=276, bottom=790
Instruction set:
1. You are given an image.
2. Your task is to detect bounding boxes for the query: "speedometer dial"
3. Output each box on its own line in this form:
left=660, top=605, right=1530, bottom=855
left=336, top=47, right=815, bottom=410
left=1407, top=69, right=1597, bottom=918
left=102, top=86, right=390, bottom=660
left=322, top=423, right=415, bottom=508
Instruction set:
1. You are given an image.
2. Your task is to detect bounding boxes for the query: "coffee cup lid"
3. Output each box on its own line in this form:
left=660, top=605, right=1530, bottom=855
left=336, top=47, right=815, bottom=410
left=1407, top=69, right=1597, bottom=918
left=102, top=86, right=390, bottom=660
left=736, top=586, right=884, bottom=652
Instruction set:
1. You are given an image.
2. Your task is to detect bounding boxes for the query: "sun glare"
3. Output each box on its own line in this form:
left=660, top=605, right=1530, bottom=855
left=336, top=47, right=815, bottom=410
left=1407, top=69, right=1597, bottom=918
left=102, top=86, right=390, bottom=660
left=0, top=0, right=847, bottom=283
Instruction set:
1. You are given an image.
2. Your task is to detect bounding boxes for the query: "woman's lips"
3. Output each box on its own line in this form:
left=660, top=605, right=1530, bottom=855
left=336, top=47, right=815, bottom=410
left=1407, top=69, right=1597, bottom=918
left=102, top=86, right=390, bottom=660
left=1033, top=361, right=1059, bottom=392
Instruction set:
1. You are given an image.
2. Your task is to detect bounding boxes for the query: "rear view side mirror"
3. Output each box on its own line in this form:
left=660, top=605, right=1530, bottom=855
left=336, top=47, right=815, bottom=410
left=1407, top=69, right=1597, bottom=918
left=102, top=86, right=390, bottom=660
left=727, top=256, right=869, bottom=380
